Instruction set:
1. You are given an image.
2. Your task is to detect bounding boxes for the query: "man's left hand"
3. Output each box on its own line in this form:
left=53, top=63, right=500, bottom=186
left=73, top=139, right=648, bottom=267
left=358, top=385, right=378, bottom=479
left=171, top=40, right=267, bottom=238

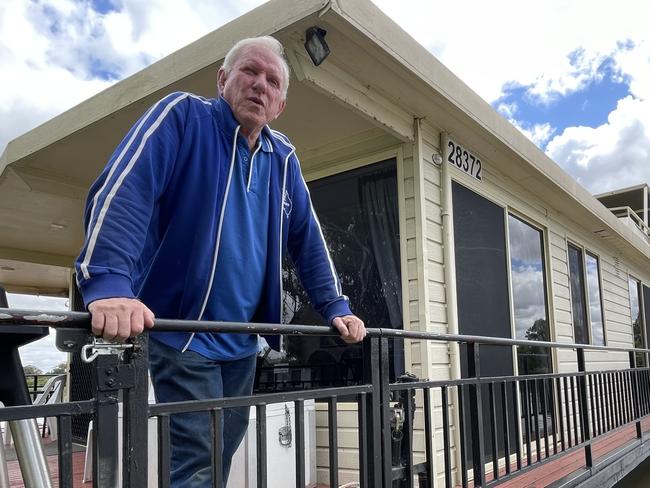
left=332, top=315, right=366, bottom=343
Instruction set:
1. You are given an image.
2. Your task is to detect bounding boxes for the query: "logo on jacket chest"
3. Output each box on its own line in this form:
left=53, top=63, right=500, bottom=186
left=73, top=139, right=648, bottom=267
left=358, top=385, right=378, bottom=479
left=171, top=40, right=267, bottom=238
left=283, top=190, right=292, bottom=218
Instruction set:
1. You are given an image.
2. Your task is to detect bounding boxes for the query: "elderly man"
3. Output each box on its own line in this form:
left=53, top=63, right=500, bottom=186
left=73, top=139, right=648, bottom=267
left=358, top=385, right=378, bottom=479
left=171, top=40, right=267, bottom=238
left=75, top=36, right=365, bottom=486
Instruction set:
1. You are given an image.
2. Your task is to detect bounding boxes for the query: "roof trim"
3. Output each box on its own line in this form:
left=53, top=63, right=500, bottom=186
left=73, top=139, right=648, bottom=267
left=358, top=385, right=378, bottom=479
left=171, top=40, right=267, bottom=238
left=0, top=0, right=329, bottom=177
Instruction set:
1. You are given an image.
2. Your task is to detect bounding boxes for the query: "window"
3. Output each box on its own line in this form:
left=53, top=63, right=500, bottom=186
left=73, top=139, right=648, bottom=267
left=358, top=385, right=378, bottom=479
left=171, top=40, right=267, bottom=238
left=629, top=277, right=646, bottom=367
left=256, top=159, right=403, bottom=392
left=567, top=246, right=605, bottom=345
left=452, top=181, right=513, bottom=375
left=568, top=244, right=589, bottom=344
left=585, top=253, right=605, bottom=345
left=452, top=181, right=516, bottom=464
left=507, top=214, right=551, bottom=375
left=642, top=285, right=650, bottom=364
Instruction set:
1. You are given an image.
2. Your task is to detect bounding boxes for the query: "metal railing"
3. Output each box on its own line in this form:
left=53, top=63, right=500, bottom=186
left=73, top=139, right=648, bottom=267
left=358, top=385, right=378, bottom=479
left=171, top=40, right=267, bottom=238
left=2, top=309, right=650, bottom=488
left=609, top=205, right=650, bottom=240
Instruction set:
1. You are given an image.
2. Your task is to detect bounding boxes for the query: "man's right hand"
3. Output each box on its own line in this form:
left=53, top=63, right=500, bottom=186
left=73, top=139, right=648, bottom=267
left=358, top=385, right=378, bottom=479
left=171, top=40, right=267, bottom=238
left=88, top=298, right=155, bottom=342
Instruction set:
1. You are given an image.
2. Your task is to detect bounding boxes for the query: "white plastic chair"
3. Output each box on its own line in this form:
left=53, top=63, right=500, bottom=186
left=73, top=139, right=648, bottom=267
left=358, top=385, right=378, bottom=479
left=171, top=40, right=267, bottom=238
left=34, top=374, right=66, bottom=440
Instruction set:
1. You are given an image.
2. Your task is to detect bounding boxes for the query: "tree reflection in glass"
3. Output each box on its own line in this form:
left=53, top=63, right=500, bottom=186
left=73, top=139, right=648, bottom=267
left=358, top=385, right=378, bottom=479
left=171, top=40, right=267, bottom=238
left=269, top=161, right=403, bottom=392
left=507, top=215, right=551, bottom=375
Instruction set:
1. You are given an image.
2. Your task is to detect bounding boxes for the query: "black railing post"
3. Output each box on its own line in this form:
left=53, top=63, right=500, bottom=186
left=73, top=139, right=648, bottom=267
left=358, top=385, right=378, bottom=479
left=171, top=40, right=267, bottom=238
left=363, top=336, right=383, bottom=487
left=57, top=414, right=73, bottom=488
left=357, top=393, right=369, bottom=488
left=379, top=337, right=392, bottom=488
left=629, top=351, right=642, bottom=439
left=576, top=348, right=592, bottom=469
left=122, top=334, right=149, bottom=487
left=92, top=353, right=121, bottom=488
left=467, top=342, right=486, bottom=486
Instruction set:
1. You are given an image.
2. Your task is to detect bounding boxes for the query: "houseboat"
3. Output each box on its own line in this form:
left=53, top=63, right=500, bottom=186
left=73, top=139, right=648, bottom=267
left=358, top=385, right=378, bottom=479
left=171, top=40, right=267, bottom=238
left=1, top=0, right=649, bottom=486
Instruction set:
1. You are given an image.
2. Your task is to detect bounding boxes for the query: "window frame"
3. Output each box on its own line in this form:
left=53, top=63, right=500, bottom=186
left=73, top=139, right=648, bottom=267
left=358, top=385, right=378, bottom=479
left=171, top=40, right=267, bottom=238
left=448, top=179, right=558, bottom=375
left=628, top=274, right=647, bottom=361
left=584, top=249, right=607, bottom=346
left=505, top=210, right=554, bottom=375
left=566, top=241, right=607, bottom=346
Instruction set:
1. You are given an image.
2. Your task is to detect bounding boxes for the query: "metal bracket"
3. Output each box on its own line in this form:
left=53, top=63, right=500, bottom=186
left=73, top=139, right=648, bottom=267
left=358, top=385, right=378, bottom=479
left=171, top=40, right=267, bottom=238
left=81, top=337, right=134, bottom=363
left=97, top=363, right=135, bottom=391
left=56, top=328, right=91, bottom=353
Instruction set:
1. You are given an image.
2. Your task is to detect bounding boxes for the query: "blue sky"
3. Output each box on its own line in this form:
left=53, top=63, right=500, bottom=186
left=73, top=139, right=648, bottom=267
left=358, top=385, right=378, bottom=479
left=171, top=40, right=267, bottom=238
left=1, top=0, right=649, bottom=370
left=497, top=54, right=632, bottom=148
left=90, top=0, right=118, bottom=14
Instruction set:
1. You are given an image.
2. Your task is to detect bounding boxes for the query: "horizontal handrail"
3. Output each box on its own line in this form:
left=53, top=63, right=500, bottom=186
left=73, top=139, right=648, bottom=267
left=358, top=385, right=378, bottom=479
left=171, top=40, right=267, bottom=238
left=149, top=384, right=373, bottom=416
left=0, top=399, right=95, bottom=422
left=2, top=307, right=650, bottom=354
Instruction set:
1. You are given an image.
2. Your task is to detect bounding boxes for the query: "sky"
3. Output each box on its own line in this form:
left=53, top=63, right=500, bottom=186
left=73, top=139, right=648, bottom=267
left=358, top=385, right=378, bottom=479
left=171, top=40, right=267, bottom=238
left=7, top=292, right=69, bottom=372
left=2, top=0, right=649, bottom=370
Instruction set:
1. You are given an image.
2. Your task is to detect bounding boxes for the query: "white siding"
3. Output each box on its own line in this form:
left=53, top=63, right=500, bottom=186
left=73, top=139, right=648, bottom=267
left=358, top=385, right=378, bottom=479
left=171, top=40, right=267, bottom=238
left=312, top=113, right=650, bottom=488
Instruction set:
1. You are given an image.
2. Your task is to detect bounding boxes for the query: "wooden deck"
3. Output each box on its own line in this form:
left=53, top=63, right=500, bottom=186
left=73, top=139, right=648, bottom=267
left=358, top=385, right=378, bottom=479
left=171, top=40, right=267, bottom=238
left=493, top=417, right=650, bottom=488
left=5, top=418, right=650, bottom=487
left=4, top=440, right=87, bottom=488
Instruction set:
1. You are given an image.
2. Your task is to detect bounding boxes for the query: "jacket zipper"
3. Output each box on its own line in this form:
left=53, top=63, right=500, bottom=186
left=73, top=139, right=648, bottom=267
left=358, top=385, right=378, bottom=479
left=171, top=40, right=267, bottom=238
left=181, top=125, right=240, bottom=353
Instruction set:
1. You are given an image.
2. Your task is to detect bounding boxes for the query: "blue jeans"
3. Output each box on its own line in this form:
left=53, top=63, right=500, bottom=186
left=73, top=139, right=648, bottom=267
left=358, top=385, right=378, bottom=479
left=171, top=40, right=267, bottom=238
left=149, top=337, right=257, bottom=487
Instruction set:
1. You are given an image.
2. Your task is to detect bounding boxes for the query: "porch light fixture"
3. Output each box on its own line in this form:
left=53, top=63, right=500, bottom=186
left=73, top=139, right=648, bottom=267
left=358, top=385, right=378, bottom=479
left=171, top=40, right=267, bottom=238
left=304, top=27, right=330, bottom=66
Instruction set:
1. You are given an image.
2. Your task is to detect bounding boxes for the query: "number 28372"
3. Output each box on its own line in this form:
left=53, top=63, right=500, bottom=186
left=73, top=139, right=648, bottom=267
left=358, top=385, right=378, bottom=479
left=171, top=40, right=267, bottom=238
left=446, top=139, right=482, bottom=181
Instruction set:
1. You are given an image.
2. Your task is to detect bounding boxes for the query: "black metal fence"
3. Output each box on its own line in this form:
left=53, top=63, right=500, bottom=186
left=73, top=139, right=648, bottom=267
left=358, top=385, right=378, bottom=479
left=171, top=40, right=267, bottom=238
left=2, top=309, right=650, bottom=488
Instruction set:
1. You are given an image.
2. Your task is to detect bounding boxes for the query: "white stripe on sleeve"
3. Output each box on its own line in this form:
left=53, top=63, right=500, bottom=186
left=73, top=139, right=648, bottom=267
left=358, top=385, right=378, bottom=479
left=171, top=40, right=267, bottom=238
left=80, top=92, right=190, bottom=280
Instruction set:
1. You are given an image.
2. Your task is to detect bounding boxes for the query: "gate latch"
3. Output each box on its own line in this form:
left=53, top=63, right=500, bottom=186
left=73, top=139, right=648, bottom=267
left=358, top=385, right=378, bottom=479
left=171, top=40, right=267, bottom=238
left=390, top=405, right=405, bottom=441
left=81, top=337, right=134, bottom=363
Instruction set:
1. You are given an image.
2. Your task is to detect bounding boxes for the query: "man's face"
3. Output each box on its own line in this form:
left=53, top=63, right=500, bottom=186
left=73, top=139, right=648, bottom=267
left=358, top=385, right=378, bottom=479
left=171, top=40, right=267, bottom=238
left=217, top=45, right=286, bottom=138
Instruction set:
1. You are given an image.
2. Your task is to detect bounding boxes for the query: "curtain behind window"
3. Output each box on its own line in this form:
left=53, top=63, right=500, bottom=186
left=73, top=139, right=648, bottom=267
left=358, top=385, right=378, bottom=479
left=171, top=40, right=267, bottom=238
left=257, top=159, right=403, bottom=392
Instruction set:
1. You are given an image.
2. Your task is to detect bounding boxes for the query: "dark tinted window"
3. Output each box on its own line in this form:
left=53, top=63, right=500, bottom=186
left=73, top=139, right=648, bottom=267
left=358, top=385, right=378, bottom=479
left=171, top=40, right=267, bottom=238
left=643, top=285, right=650, bottom=364
left=568, top=244, right=589, bottom=344
left=256, top=160, right=403, bottom=392
left=452, top=181, right=515, bottom=463
left=629, top=277, right=646, bottom=367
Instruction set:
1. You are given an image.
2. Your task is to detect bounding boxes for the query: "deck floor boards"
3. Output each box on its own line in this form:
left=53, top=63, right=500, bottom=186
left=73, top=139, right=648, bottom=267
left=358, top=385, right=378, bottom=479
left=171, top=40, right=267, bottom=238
left=5, top=450, right=86, bottom=487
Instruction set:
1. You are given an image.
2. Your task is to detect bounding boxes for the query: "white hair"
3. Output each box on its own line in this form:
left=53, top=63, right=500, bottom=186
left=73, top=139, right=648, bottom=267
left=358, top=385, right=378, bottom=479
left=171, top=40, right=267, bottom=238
left=222, top=36, right=290, bottom=98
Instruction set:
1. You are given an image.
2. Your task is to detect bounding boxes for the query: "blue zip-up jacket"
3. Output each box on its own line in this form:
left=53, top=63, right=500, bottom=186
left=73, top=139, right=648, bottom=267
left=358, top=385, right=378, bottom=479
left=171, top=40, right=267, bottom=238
left=75, top=92, right=352, bottom=350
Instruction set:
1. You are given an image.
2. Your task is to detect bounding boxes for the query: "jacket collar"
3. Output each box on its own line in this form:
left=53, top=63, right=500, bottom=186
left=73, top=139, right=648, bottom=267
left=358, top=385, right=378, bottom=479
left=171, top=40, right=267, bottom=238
left=213, top=96, right=289, bottom=157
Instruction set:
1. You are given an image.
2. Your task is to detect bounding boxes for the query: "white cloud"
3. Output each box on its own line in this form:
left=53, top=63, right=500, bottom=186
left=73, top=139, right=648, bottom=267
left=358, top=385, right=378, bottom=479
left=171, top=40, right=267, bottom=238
left=6, top=293, right=69, bottom=373
left=369, top=0, right=649, bottom=193
left=0, top=0, right=266, bottom=153
left=542, top=40, right=650, bottom=193
left=370, top=0, right=649, bottom=104
left=546, top=95, right=650, bottom=193
left=497, top=102, right=517, bottom=120
left=511, top=120, right=556, bottom=147
left=0, top=0, right=112, bottom=151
